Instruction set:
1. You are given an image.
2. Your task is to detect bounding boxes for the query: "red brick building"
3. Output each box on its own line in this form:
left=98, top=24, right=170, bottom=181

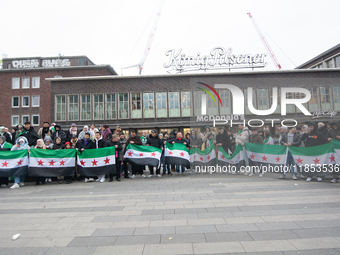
left=0, top=56, right=117, bottom=129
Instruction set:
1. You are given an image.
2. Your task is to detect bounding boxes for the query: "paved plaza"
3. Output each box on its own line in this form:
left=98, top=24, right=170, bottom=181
left=1, top=172, right=340, bottom=255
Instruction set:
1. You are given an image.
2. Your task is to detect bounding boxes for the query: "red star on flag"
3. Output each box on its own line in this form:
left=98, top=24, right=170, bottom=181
left=220, top=155, right=225, bottom=160
left=91, top=159, right=98, bottom=166
left=104, top=157, right=110, bottom=164
left=139, top=153, right=144, bottom=157
left=169, top=151, right=173, bottom=155
left=230, top=160, right=233, bottom=163
left=128, top=151, right=133, bottom=156
left=262, top=155, right=268, bottom=162
left=207, top=155, right=210, bottom=160
left=180, top=152, right=185, bottom=157
left=194, top=156, right=196, bottom=159
left=275, top=156, right=281, bottom=162
left=329, top=155, right=335, bottom=163
left=151, top=152, right=156, bottom=157
left=80, top=160, right=86, bottom=166
left=2, top=161, right=8, bottom=167
left=313, top=158, right=320, bottom=164
left=250, top=154, right=255, bottom=160
left=59, top=160, right=65, bottom=166
left=200, top=157, right=204, bottom=161
left=296, top=157, right=303, bottom=164
left=17, top=159, right=23, bottom=166
left=37, top=160, right=44, bottom=166
left=49, top=160, right=55, bottom=166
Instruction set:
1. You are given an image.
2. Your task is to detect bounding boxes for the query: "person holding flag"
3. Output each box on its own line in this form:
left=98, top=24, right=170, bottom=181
left=263, top=130, right=274, bottom=145
left=107, top=134, right=122, bottom=182
left=93, top=131, right=108, bottom=183
left=202, top=126, right=215, bottom=149
left=78, top=132, right=95, bottom=182
left=10, top=137, right=30, bottom=188
left=0, top=136, right=12, bottom=187
left=146, top=130, right=163, bottom=178
left=172, top=132, right=189, bottom=175
left=123, top=130, right=144, bottom=179
left=236, top=124, right=250, bottom=174
left=216, top=127, right=231, bottom=155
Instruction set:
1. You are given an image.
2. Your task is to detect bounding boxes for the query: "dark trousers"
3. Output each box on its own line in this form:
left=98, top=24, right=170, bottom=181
left=121, top=160, right=128, bottom=177
left=109, top=157, right=120, bottom=179
left=35, top=177, right=45, bottom=184
left=132, top=164, right=143, bottom=175
left=0, top=177, right=8, bottom=185
left=148, top=165, right=160, bottom=175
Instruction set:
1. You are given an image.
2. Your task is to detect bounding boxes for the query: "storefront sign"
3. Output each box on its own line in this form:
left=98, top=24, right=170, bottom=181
left=312, top=109, right=338, bottom=118
left=12, top=59, right=71, bottom=69
left=164, top=47, right=267, bottom=73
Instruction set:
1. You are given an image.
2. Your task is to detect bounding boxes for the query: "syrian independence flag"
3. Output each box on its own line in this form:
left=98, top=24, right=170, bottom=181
left=77, top=147, right=116, bottom=176
left=245, top=142, right=287, bottom=173
left=124, top=144, right=161, bottom=167
left=289, top=143, right=337, bottom=177
left=0, top=150, right=28, bottom=177
left=165, top=142, right=190, bottom=168
left=332, top=139, right=340, bottom=163
left=190, top=144, right=216, bottom=167
left=29, top=148, right=76, bottom=177
left=217, top=144, right=245, bottom=170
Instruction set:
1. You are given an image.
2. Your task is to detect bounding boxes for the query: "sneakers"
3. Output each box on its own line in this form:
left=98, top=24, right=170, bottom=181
left=292, top=175, right=298, bottom=180
left=331, top=178, right=339, bottom=183
left=317, top=177, right=322, bottom=182
left=148, top=174, right=153, bottom=178
left=131, top=174, right=135, bottom=179
left=157, top=174, right=162, bottom=178
left=88, top=178, right=94, bottom=182
left=248, top=173, right=254, bottom=177
left=100, top=176, right=105, bottom=183
left=306, top=177, right=312, bottom=182
left=1, top=184, right=7, bottom=187
left=19, top=182, right=25, bottom=187
left=96, top=178, right=101, bottom=182
left=47, top=178, right=52, bottom=183
left=141, top=174, right=146, bottom=178
left=279, top=174, right=286, bottom=179
left=244, top=172, right=249, bottom=176
left=84, top=178, right=89, bottom=182
left=259, top=173, right=263, bottom=178
left=10, top=183, right=20, bottom=189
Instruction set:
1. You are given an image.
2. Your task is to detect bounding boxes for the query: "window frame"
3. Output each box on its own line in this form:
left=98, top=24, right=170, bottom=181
left=32, top=95, right=40, bottom=107
left=105, top=93, right=117, bottom=120
left=118, top=92, right=129, bottom=119
left=130, top=92, right=142, bottom=119
left=80, top=94, right=92, bottom=121
left=55, top=95, right=67, bottom=121
left=22, top=115, right=30, bottom=124
left=12, top=96, right=20, bottom=108
left=32, top=77, right=40, bottom=88
left=12, top=77, right=20, bottom=89
left=22, top=77, right=30, bottom=89
left=93, top=94, right=104, bottom=120
left=143, top=92, right=155, bottom=118
left=181, top=91, right=192, bottom=117
left=68, top=94, right=79, bottom=121
left=11, top=115, right=19, bottom=127
left=22, top=96, right=30, bottom=108
left=31, top=114, right=40, bottom=126
left=156, top=91, right=168, bottom=118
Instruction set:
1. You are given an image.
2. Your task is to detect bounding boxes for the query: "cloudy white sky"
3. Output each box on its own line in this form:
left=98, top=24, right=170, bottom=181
left=1, top=0, right=339, bottom=75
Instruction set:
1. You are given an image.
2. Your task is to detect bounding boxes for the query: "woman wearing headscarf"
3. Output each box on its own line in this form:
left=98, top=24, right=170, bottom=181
left=0, top=136, right=12, bottom=187
left=78, top=125, right=91, bottom=141
left=10, top=137, right=30, bottom=189
left=101, top=125, right=112, bottom=141
left=34, top=139, right=50, bottom=184
left=202, top=126, right=216, bottom=149
left=67, top=123, right=78, bottom=142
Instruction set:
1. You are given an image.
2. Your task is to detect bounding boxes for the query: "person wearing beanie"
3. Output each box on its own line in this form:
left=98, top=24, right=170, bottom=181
left=68, top=123, right=79, bottom=142
left=44, top=136, right=54, bottom=149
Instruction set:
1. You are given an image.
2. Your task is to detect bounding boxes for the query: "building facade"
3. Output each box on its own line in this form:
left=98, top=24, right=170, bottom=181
left=1, top=56, right=117, bottom=129
left=49, top=69, right=340, bottom=136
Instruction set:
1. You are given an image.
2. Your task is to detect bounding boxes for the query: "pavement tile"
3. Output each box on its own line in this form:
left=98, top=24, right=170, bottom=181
left=187, top=218, right=226, bottom=226
left=216, top=223, right=260, bottom=232
left=205, top=232, right=253, bottom=242
left=43, top=246, right=97, bottom=255
left=292, top=228, right=340, bottom=238
left=143, top=243, right=194, bottom=255
left=0, top=247, right=49, bottom=255
left=249, top=230, right=300, bottom=241
left=149, top=219, right=187, bottom=227
left=288, top=237, right=340, bottom=250
left=255, top=222, right=302, bottom=231
left=67, top=236, right=117, bottom=247
left=283, top=249, right=340, bottom=255
left=193, top=242, right=245, bottom=254
left=133, top=226, right=175, bottom=235
left=176, top=225, right=217, bottom=234
left=160, top=233, right=206, bottom=244
left=241, top=240, right=297, bottom=253
left=92, top=227, right=135, bottom=236
left=22, top=237, right=74, bottom=247
left=115, top=235, right=161, bottom=245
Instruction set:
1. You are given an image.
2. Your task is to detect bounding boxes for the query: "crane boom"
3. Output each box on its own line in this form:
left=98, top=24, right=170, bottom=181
left=247, top=12, right=282, bottom=70
left=122, top=0, right=165, bottom=75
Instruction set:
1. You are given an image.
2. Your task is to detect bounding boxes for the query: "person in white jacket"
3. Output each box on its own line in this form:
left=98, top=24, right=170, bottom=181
left=235, top=124, right=250, bottom=174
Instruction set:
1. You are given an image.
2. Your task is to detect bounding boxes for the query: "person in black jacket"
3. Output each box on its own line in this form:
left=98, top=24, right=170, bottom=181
left=51, top=124, right=67, bottom=144
left=107, top=133, right=122, bottom=182
left=189, top=130, right=202, bottom=149
left=300, top=122, right=328, bottom=182
left=215, top=127, right=231, bottom=154
left=78, top=132, right=96, bottom=182
left=161, top=132, right=172, bottom=175
left=172, top=132, right=189, bottom=174
left=20, top=121, right=39, bottom=147
left=93, top=131, right=108, bottom=182
left=123, top=130, right=144, bottom=179
left=0, top=135, right=11, bottom=187
left=146, top=130, right=163, bottom=178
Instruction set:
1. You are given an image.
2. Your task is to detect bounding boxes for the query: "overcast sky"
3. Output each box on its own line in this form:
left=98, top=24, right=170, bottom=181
left=1, top=0, right=339, bottom=76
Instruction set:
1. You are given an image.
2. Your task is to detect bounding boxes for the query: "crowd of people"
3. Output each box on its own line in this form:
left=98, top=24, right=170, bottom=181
left=0, top=120, right=339, bottom=189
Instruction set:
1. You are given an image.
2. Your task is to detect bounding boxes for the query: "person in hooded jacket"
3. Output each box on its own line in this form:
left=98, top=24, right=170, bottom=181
left=20, top=121, right=40, bottom=147
left=216, top=127, right=231, bottom=154
left=0, top=136, right=12, bottom=187
left=93, top=131, right=108, bottom=183
left=78, top=132, right=96, bottom=182
left=78, top=125, right=92, bottom=141
left=202, top=126, right=216, bottom=149
left=318, top=122, right=328, bottom=137
left=10, top=137, right=30, bottom=188
left=300, top=122, right=328, bottom=182
left=51, top=124, right=67, bottom=144
left=44, top=136, right=54, bottom=149
left=118, top=132, right=129, bottom=178
left=53, top=137, right=65, bottom=150
left=326, top=121, right=340, bottom=183
left=189, top=130, right=202, bottom=149
left=123, top=130, right=144, bottom=179
left=107, top=133, right=122, bottom=182
left=101, top=125, right=112, bottom=141
left=38, top=122, right=53, bottom=140
left=67, top=123, right=79, bottom=142
left=146, top=130, right=163, bottom=178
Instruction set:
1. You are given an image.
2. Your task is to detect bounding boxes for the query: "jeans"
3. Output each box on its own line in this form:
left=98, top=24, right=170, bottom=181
left=285, top=151, right=297, bottom=176
left=14, top=175, right=25, bottom=184
left=176, top=165, right=185, bottom=173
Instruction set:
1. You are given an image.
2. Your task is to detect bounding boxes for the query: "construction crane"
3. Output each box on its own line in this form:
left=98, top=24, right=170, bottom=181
left=247, top=12, right=282, bottom=70
left=121, top=0, right=165, bottom=75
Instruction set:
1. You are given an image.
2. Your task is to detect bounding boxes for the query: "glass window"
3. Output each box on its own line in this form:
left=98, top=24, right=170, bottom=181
left=156, top=92, right=167, bottom=118
left=219, top=90, right=231, bottom=115
left=131, top=93, right=142, bottom=118
left=335, top=56, right=340, bottom=68
left=245, top=88, right=256, bottom=115
left=32, top=77, right=40, bottom=88
left=32, top=96, right=39, bottom=107
left=12, top=96, right=19, bottom=107
left=308, top=87, right=319, bottom=112
left=12, top=78, right=20, bottom=89
left=56, top=95, right=66, bottom=121
left=181, top=91, right=191, bottom=117
left=12, top=115, right=19, bottom=126
left=257, top=88, right=268, bottom=110
left=326, top=59, right=334, bottom=68
left=22, top=96, right=29, bottom=107
left=143, top=92, right=155, bottom=118
left=32, top=115, right=39, bottom=126
left=93, top=94, right=104, bottom=120
left=194, top=90, right=204, bottom=116
left=270, top=88, right=280, bottom=114
left=22, top=115, right=29, bottom=124
left=333, top=86, right=340, bottom=110
left=106, top=94, right=116, bottom=119
left=81, top=95, right=91, bottom=120
left=295, top=91, right=308, bottom=113
left=68, top=95, right=79, bottom=121
left=118, top=93, right=129, bottom=119
left=286, top=92, right=295, bottom=113
left=320, top=86, right=331, bottom=110
left=169, top=92, right=180, bottom=117
left=207, top=92, right=218, bottom=115
left=22, top=77, right=29, bottom=89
